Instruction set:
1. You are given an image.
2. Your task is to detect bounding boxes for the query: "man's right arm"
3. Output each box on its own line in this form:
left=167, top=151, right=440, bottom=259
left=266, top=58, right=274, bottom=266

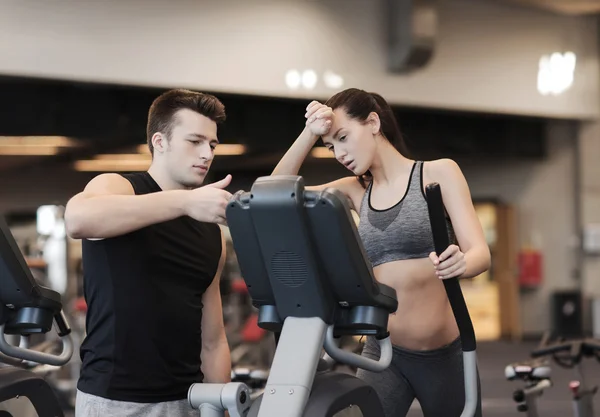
left=64, top=174, right=188, bottom=240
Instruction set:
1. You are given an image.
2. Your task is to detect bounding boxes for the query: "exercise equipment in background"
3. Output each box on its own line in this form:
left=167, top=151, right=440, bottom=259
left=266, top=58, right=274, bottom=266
left=0, top=216, right=74, bottom=417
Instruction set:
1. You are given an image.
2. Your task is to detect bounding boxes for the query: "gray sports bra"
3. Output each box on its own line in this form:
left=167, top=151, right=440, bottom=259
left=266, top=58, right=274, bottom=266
left=357, top=161, right=457, bottom=268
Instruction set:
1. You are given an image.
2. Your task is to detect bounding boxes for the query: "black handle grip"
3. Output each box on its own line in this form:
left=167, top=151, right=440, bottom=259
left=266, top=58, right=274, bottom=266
left=531, top=343, right=572, bottom=358
left=425, top=183, right=476, bottom=352
left=531, top=339, right=600, bottom=358
left=583, top=340, right=600, bottom=351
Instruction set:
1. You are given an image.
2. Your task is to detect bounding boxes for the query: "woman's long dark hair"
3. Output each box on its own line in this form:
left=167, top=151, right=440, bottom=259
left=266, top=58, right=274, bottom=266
left=325, top=88, right=411, bottom=188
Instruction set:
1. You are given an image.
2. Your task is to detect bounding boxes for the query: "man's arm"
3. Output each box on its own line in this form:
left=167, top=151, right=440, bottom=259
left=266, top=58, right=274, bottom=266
left=200, top=230, right=231, bottom=383
left=64, top=174, right=188, bottom=239
left=64, top=173, right=232, bottom=239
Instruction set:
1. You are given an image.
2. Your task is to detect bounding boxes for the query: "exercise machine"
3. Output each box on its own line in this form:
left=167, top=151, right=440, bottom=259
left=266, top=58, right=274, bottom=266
left=188, top=176, right=479, bottom=416
left=230, top=367, right=269, bottom=401
left=533, top=334, right=600, bottom=417
left=188, top=176, right=479, bottom=417
left=0, top=216, right=74, bottom=417
left=505, top=357, right=552, bottom=416
left=506, top=333, right=600, bottom=417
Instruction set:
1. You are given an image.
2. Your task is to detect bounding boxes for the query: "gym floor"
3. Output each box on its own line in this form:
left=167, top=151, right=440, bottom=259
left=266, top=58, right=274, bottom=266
left=63, top=340, right=600, bottom=416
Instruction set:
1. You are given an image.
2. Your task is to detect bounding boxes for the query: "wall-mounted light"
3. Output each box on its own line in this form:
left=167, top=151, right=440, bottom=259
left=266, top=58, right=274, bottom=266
left=537, top=51, right=576, bottom=96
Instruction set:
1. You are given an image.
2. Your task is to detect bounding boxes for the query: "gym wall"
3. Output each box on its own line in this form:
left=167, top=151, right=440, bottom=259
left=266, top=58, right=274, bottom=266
left=578, top=122, right=600, bottom=309
left=0, top=0, right=597, bottom=119
left=464, top=121, right=579, bottom=335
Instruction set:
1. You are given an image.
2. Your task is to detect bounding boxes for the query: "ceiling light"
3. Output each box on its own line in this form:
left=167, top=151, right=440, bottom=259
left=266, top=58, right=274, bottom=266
left=136, top=143, right=246, bottom=155
left=324, top=70, right=344, bottom=89
left=302, top=70, right=318, bottom=90
left=537, top=51, right=576, bottom=96
left=0, top=136, right=78, bottom=156
left=0, top=136, right=77, bottom=147
left=285, top=69, right=302, bottom=90
left=214, top=144, right=247, bottom=155
left=75, top=143, right=248, bottom=172
left=96, top=153, right=151, bottom=161
left=310, top=147, right=334, bottom=159
left=0, top=146, right=60, bottom=156
left=73, top=159, right=151, bottom=172
left=73, top=152, right=151, bottom=172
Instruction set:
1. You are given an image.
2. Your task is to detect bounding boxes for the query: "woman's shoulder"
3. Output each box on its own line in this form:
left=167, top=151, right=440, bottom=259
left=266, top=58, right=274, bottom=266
left=422, top=158, right=463, bottom=181
left=421, top=158, right=470, bottom=198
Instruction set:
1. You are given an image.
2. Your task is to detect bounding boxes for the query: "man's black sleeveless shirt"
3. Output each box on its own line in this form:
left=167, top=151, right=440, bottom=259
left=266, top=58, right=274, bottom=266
left=77, top=172, right=222, bottom=403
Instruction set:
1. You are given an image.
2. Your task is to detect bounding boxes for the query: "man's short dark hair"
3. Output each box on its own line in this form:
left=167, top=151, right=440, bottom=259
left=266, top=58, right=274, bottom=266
left=146, top=89, right=226, bottom=154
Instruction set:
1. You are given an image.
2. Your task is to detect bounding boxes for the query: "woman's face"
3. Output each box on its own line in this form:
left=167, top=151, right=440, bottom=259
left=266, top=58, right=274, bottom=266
left=321, top=108, right=380, bottom=175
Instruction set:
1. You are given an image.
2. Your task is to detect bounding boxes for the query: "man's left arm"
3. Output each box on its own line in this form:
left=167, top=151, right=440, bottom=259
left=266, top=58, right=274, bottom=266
left=200, top=229, right=231, bottom=383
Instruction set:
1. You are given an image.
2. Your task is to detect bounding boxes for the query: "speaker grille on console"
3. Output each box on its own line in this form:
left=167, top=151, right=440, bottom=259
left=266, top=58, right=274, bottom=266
left=271, top=251, right=307, bottom=287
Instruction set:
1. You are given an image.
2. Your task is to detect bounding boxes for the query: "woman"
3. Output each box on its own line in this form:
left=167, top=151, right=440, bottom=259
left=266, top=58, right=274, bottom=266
left=272, top=88, right=490, bottom=417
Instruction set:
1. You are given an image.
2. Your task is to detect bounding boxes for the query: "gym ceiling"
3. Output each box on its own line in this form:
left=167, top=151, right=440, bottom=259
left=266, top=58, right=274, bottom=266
left=0, top=76, right=547, bottom=179
left=2, top=0, right=594, bottom=177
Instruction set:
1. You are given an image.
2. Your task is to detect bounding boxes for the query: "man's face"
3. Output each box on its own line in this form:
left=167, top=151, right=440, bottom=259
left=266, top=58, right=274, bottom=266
left=162, top=109, right=219, bottom=188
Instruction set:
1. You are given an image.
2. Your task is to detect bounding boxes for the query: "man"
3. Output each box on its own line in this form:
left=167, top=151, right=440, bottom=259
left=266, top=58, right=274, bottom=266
left=65, top=89, right=233, bottom=417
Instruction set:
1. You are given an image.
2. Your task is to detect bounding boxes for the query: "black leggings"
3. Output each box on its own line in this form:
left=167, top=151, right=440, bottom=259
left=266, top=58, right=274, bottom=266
left=356, top=336, right=483, bottom=417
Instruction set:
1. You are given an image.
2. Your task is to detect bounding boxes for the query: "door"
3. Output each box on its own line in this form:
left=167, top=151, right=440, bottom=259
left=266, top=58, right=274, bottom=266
left=461, top=202, right=521, bottom=341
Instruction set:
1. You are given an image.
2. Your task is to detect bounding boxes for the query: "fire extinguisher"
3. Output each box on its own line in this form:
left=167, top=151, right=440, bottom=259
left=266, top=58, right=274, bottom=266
left=518, top=247, right=543, bottom=288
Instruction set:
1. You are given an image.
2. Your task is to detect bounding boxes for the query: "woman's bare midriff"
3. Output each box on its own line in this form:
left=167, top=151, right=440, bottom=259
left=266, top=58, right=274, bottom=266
left=373, top=257, right=460, bottom=351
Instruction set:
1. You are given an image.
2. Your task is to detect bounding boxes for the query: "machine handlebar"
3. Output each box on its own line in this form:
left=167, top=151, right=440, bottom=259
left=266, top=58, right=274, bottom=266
left=426, top=183, right=478, bottom=417
left=323, top=326, right=392, bottom=372
left=425, top=183, right=476, bottom=352
left=530, top=336, right=600, bottom=367
left=0, top=322, right=74, bottom=367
